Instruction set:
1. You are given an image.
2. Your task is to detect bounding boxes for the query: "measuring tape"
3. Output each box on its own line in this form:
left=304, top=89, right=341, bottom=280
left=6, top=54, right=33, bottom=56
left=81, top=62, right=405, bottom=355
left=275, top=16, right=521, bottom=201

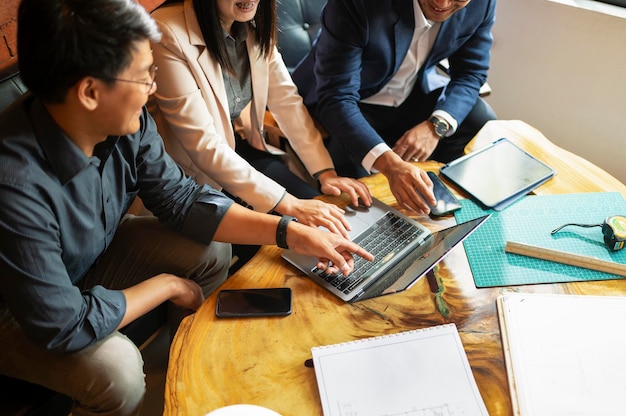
left=551, top=215, right=626, bottom=251
left=603, top=216, right=626, bottom=251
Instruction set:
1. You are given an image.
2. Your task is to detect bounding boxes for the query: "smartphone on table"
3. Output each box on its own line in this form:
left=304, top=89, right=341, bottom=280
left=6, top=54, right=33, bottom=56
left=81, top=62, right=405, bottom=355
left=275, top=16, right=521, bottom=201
left=427, top=171, right=462, bottom=216
left=215, top=288, right=292, bottom=318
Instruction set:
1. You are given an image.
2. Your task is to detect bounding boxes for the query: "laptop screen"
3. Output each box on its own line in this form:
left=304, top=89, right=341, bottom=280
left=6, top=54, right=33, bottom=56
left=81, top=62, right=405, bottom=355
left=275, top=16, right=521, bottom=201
left=363, top=214, right=490, bottom=300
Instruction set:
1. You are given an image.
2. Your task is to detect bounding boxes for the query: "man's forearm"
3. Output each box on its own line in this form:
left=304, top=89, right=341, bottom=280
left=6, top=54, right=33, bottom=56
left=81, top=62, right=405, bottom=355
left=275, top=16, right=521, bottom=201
left=371, top=149, right=404, bottom=177
left=213, top=203, right=282, bottom=246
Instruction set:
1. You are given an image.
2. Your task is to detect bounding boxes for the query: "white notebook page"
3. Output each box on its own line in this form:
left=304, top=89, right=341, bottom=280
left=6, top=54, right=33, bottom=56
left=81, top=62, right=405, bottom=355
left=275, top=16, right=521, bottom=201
left=498, top=293, right=626, bottom=415
left=311, top=323, right=487, bottom=416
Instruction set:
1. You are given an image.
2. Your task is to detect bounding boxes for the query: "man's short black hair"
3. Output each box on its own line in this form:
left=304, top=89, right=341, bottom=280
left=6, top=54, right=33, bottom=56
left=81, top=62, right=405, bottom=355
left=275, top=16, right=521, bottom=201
left=17, top=0, right=161, bottom=103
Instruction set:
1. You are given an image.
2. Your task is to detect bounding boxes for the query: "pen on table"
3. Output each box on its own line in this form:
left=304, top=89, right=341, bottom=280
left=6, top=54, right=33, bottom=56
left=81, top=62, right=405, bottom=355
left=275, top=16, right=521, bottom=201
left=304, top=358, right=314, bottom=368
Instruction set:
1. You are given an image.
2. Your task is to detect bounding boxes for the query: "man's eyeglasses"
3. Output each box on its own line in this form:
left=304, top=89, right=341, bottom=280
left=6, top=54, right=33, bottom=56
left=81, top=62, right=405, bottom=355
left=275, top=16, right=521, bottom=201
left=110, top=64, right=158, bottom=94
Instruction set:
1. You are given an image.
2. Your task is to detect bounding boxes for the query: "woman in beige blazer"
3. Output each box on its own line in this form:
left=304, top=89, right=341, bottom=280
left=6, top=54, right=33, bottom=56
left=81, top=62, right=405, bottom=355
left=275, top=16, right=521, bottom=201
left=151, top=0, right=371, bottom=237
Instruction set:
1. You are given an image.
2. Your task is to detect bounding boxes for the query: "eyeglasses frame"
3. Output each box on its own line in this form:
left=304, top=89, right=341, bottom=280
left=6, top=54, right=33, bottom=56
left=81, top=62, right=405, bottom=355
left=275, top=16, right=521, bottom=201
left=108, top=64, right=158, bottom=94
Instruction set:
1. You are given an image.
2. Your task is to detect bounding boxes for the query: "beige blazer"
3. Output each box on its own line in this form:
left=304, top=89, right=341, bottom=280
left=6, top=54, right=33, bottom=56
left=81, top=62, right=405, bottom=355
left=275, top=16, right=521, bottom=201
left=151, top=0, right=333, bottom=213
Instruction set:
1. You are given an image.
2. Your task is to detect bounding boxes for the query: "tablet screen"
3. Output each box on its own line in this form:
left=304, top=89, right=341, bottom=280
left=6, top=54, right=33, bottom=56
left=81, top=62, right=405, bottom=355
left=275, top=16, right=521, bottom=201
left=440, top=138, right=555, bottom=210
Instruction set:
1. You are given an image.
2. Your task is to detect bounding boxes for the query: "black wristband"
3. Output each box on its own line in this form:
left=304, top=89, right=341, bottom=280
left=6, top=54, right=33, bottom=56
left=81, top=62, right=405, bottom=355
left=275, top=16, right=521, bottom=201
left=276, top=215, right=297, bottom=249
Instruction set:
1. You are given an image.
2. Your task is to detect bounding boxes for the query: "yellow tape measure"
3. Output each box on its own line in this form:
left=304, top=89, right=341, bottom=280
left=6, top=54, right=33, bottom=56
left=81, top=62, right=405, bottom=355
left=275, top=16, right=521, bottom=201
left=551, top=215, right=626, bottom=251
left=604, top=215, right=626, bottom=251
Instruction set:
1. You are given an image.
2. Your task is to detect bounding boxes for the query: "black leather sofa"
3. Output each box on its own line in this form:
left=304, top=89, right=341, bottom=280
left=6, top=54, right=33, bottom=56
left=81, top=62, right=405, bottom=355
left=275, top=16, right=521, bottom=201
left=276, top=0, right=326, bottom=73
left=0, top=63, right=27, bottom=112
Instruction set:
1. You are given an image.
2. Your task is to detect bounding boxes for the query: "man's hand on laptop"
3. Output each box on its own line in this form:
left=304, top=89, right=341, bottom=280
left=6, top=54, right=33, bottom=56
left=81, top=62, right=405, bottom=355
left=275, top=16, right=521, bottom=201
left=373, top=151, right=436, bottom=214
left=287, top=221, right=374, bottom=276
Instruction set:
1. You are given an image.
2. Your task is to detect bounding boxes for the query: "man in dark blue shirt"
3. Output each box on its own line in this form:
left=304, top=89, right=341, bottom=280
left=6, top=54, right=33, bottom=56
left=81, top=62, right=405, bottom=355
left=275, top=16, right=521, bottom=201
left=0, top=0, right=372, bottom=414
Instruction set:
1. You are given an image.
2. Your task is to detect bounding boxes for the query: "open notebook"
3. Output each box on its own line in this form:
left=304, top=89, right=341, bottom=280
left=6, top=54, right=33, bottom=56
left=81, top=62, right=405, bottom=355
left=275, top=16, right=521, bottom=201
left=311, top=324, right=488, bottom=415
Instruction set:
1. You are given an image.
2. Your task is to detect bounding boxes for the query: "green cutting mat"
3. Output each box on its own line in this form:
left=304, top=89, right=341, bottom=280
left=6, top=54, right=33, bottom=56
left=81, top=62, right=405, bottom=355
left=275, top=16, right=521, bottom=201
left=454, top=192, right=626, bottom=287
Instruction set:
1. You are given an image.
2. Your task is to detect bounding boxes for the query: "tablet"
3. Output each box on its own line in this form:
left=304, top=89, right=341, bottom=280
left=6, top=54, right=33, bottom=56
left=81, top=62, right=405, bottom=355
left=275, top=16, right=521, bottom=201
left=439, top=138, right=556, bottom=211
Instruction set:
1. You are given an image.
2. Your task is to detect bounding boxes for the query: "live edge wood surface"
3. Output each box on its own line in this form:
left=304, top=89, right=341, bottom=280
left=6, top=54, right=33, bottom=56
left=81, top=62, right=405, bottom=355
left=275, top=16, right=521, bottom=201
left=163, top=120, right=626, bottom=416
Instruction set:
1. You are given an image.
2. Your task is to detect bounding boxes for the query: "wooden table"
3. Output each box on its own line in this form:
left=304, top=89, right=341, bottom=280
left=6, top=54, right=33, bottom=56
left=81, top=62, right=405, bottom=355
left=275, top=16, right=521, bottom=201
left=163, top=120, right=626, bottom=416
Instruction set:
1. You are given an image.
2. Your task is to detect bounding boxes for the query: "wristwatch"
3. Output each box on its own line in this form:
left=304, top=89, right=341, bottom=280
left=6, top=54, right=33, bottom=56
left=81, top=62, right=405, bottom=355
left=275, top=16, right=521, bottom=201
left=276, top=215, right=298, bottom=249
left=429, top=116, right=450, bottom=139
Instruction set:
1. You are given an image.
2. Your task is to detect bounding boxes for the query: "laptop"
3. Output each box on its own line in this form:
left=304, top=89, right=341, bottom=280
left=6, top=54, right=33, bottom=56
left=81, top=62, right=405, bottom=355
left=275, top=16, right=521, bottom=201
left=281, top=198, right=490, bottom=303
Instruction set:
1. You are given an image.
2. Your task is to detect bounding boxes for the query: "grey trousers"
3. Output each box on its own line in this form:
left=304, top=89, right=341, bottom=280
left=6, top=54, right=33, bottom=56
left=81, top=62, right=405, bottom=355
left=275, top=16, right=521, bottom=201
left=0, top=215, right=231, bottom=416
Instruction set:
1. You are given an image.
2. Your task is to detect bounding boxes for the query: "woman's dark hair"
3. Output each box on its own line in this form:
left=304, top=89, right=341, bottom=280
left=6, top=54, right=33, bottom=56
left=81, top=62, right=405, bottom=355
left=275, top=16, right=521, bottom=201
left=17, top=0, right=161, bottom=103
left=192, top=0, right=276, bottom=75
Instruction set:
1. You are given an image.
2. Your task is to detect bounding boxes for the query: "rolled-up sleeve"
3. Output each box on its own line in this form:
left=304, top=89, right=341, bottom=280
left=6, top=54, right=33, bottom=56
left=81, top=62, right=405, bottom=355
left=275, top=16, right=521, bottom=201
left=132, top=109, right=234, bottom=244
left=0, top=181, right=127, bottom=352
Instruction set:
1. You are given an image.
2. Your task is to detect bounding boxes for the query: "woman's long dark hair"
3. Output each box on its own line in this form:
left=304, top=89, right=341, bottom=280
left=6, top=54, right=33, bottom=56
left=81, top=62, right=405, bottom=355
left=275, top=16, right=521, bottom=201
left=193, top=0, right=276, bottom=75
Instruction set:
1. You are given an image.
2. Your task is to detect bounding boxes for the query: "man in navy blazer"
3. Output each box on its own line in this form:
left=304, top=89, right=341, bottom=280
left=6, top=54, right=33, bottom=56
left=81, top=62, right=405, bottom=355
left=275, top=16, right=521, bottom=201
left=293, top=0, right=497, bottom=214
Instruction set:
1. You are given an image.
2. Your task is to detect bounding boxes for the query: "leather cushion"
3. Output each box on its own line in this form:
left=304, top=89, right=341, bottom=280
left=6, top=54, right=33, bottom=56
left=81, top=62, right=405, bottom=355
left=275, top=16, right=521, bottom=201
left=0, top=64, right=27, bottom=115
left=276, top=0, right=326, bottom=72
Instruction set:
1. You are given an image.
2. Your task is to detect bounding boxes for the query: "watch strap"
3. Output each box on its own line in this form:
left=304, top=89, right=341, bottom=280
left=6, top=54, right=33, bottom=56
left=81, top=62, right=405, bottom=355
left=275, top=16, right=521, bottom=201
left=276, top=215, right=297, bottom=249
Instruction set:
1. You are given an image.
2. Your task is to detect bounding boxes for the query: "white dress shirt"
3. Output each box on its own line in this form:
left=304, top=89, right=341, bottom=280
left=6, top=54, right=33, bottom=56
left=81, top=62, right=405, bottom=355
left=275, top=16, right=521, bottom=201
left=360, top=0, right=457, bottom=172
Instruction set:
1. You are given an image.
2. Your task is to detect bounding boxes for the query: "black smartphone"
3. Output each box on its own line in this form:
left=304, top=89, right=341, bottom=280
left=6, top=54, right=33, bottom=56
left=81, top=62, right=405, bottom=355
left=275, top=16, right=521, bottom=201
left=215, top=288, right=292, bottom=318
left=427, top=171, right=462, bottom=216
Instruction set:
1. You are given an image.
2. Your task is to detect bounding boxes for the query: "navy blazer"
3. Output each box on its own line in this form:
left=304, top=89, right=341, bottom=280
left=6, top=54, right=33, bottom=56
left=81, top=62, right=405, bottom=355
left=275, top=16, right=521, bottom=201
left=292, top=0, right=496, bottom=165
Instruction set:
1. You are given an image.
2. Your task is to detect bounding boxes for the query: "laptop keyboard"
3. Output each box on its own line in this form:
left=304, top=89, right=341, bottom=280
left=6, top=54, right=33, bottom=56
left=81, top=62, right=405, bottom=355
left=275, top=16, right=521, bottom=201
left=311, top=211, right=426, bottom=295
